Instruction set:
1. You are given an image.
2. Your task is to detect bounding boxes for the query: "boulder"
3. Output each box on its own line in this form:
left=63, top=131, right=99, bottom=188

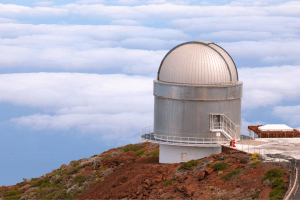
left=198, top=171, right=205, bottom=180
left=204, top=167, right=214, bottom=175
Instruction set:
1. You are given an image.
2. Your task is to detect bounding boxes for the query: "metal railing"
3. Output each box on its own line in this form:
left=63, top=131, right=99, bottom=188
left=140, top=126, right=230, bottom=147
left=210, top=114, right=237, bottom=139
left=210, top=122, right=236, bottom=139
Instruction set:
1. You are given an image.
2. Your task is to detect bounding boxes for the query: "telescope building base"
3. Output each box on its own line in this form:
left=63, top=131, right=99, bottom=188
left=159, top=144, right=221, bottom=164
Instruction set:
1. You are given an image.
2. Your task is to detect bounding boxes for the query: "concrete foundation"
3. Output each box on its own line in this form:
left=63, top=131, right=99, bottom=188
left=159, top=144, right=222, bottom=164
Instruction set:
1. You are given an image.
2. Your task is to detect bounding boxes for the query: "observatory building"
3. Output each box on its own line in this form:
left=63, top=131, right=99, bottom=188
left=141, top=40, right=243, bottom=163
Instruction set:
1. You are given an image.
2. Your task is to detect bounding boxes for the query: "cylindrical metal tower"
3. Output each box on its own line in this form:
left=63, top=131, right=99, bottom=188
left=141, top=40, right=243, bottom=163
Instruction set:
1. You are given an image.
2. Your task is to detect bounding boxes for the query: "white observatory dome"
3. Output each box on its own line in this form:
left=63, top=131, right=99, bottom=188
left=158, top=40, right=239, bottom=85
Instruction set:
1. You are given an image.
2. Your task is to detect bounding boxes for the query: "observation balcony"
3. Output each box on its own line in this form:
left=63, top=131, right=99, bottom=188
left=140, top=126, right=228, bottom=147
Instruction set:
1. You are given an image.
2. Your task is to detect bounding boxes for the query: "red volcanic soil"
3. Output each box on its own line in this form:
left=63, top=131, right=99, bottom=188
left=77, top=145, right=289, bottom=200
left=248, top=125, right=300, bottom=138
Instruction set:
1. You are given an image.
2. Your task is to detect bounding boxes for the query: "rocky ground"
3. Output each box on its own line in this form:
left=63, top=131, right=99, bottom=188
left=0, top=142, right=291, bottom=200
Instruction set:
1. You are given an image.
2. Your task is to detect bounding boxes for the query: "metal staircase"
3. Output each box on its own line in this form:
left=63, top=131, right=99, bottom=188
left=210, top=114, right=237, bottom=140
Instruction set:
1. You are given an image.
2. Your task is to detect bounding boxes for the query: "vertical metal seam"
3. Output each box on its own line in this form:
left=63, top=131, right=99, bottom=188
left=212, top=44, right=235, bottom=82
left=213, top=43, right=238, bottom=81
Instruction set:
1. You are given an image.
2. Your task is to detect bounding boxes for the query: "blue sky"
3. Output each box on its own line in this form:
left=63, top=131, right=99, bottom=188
left=0, top=0, right=300, bottom=186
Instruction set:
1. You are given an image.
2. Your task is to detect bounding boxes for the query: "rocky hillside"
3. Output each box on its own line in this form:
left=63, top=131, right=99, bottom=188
left=0, top=142, right=290, bottom=200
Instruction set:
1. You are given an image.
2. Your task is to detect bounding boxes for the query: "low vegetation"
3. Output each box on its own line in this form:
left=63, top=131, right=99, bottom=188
left=251, top=153, right=260, bottom=160
left=179, top=160, right=199, bottom=170
left=163, top=178, right=176, bottom=186
left=122, top=144, right=143, bottom=152
left=146, top=149, right=159, bottom=157
left=218, top=156, right=227, bottom=160
left=263, top=168, right=285, bottom=199
left=209, top=161, right=230, bottom=171
left=221, top=169, right=242, bottom=181
left=132, top=149, right=159, bottom=158
left=133, top=150, right=145, bottom=157
left=251, top=159, right=261, bottom=166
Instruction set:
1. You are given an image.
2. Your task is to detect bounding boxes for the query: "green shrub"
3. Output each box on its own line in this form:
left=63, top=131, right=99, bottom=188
left=60, top=164, right=67, bottom=170
left=251, top=159, right=261, bottom=165
left=66, top=166, right=82, bottom=175
left=96, top=168, right=106, bottom=175
left=30, top=177, right=51, bottom=187
left=251, top=153, right=260, bottom=160
left=133, top=150, right=145, bottom=157
left=39, top=182, right=61, bottom=189
left=262, top=168, right=284, bottom=182
left=178, top=160, right=198, bottom=170
left=146, top=149, right=159, bottom=157
left=262, top=168, right=285, bottom=199
left=218, top=156, right=227, bottom=160
left=54, top=176, right=64, bottom=184
left=163, top=178, right=176, bottom=186
left=72, top=189, right=88, bottom=198
left=43, top=191, right=59, bottom=200
left=122, top=144, right=143, bottom=152
left=52, top=189, right=67, bottom=199
left=210, top=162, right=230, bottom=171
left=3, top=194, right=22, bottom=200
left=91, top=154, right=98, bottom=158
left=106, top=154, right=112, bottom=158
left=269, top=188, right=284, bottom=199
left=269, top=178, right=285, bottom=199
left=3, top=188, right=21, bottom=198
left=272, top=178, right=284, bottom=188
left=74, top=174, right=89, bottom=186
left=221, top=169, right=241, bottom=181
left=70, top=160, right=80, bottom=167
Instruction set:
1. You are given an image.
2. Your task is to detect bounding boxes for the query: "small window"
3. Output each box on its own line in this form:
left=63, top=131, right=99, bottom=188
left=181, top=153, right=187, bottom=162
left=216, top=132, right=220, bottom=137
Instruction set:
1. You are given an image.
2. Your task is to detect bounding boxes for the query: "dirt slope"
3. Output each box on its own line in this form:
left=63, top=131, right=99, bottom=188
left=0, top=142, right=290, bottom=200
left=78, top=145, right=290, bottom=200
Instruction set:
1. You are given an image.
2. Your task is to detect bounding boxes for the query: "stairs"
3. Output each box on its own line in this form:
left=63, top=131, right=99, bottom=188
left=210, top=114, right=237, bottom=140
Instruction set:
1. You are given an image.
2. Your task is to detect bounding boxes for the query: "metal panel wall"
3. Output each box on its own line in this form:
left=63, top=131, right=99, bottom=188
left=154, top=82, right=242, bottom=140
left=154, top=80, right=243, bottom=101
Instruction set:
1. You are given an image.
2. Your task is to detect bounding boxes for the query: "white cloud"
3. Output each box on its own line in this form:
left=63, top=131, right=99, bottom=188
left=272, top=105, right=300, bottom=127
left=0, top=73, right=154, bottom=141
left=0, top=3, right=68, bottom=18
left=33, top=1, right=55, bottom=6
left=75, top=0, right=106, bottom=4
left=147, top=0, right=190, bottom=4
left=111, top=19, right=140, bottom=26
left=0, top=17, right=18, bottom=23
left=0, top=46, right=167, bottom=75
left=172, top=16, right=300, bottom=34
left=221, top=40, right=300, bottom=64
left=0, top=23, right=190, bottom=74
left=239, top=65, right=300, bottom=110
left=12, top=113, right=152, bottom=142
left=199, top=31, right=273, bottom=42
left=1, top=1, right=300, bottom=19
left=58, top=2, right=300, bottom=20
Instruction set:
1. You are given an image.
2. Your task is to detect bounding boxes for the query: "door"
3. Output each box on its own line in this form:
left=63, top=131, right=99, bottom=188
left=213, top=115, right=221, bottom=129
left=181, top=153, right=187, bottom=162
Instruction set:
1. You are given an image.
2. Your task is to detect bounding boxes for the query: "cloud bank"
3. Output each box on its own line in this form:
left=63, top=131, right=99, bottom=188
left=0, top=66, right=299, bottom=141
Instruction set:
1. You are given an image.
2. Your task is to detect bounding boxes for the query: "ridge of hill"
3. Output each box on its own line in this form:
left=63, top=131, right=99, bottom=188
left=0, top=142, right=290, bottom=200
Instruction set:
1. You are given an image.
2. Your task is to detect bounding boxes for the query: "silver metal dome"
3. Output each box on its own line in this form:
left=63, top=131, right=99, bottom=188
left=158, top=41, right=238, bottom=85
